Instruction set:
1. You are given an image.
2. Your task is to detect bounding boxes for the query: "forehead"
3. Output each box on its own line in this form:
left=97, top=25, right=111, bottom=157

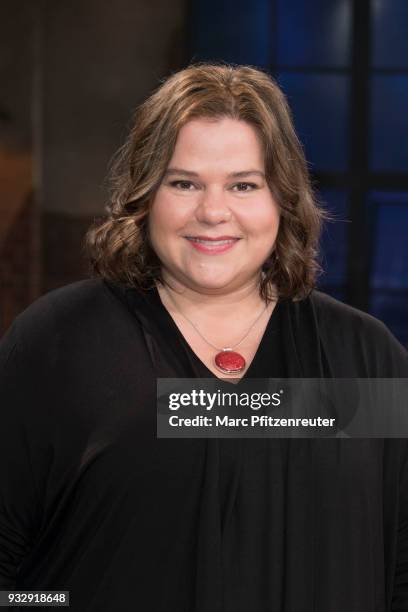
left=169, top=117, right=265, bottom=170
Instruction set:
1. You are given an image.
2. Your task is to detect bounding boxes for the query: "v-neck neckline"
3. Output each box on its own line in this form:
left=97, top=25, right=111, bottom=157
left=104, top=279, right=320, bottom=379
left=151, top=285, right=283, bottom=383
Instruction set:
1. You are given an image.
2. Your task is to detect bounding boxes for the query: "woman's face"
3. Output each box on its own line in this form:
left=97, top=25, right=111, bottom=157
left=148, top=116, right=280, bottom=294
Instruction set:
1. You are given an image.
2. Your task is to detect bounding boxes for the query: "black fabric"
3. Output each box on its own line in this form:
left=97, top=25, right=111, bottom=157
left=0, top=278, right=407, bottom=611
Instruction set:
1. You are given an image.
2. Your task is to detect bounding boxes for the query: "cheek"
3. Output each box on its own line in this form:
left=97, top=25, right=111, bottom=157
left=150, top=200, right=171, bottom=233
left=150, top=194, right=190, bottom=235
left=239, top=201, right=280, bottom=237
left=149, top=208, right=176, bottom=249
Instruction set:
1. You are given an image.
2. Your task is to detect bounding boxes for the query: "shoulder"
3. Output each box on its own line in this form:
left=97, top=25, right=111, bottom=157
left=307, top=290, right=408, bottom=376
left=0, top=278, right=136, bottom=363
left=309, top=290, right=388, bottom=336
left=9, top=279, right=115, bottom=339
left=20, top=277, right=117, bottom=318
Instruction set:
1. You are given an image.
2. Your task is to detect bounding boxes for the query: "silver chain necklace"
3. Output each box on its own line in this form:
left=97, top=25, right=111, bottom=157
left=162, top=285, right=269, bottom=375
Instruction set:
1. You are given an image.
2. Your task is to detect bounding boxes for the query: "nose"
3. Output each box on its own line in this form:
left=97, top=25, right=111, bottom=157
left=194, top=188, right=232, bottom=224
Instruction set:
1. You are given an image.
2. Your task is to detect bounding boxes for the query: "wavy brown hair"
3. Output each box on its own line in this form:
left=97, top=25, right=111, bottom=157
left=86, top=62, right=328, bottom=302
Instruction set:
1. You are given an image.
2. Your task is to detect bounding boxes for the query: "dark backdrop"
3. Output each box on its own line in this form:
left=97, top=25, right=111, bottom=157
left=1, top=0, right=407, bottom=347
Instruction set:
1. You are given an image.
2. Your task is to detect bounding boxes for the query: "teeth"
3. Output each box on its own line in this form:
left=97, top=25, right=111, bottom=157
left=188, top=238, right=236, bottom=245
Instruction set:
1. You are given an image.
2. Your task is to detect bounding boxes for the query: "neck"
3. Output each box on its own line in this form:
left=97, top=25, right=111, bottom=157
left=156, top=271, right=273, bottom=320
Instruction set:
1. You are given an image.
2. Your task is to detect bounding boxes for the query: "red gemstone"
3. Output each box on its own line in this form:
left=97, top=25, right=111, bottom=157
left=214, top=350, right=246, bottom=374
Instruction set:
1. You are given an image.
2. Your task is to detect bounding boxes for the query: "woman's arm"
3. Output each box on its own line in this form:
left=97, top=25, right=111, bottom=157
left=0, top=322, right=43, bottom=586
left=392, top=442, right=408, bottom=611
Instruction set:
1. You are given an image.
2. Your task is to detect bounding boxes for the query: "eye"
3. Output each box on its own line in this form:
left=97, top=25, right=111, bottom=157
left=232, top=182, right=259, bottom=192
left=169, top=180, right=196, bottom=191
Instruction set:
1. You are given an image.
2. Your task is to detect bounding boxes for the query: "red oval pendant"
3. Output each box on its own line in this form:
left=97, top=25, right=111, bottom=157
left=214, top=350, right=246, bottom=374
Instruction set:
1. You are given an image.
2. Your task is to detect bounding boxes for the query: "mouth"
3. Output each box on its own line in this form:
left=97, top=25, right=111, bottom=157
left=184, top=235, right=241, bottom=254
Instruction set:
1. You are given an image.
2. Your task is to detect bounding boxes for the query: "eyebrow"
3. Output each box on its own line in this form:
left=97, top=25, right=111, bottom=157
left=164, top=168, right=265, bottom=179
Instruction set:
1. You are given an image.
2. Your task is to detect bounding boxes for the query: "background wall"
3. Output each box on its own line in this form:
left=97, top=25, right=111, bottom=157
left=0, top=0, right=187, bottom=330
left=1, top=0, right=407, bottom=347
left=41, top=0, right=186, bottom=290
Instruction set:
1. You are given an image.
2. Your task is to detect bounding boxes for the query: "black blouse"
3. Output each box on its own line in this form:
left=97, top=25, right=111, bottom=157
left=0, top=278, right=407, bottom=612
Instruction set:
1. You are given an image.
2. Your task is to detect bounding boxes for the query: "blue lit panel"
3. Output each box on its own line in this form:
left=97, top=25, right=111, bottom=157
left=372, top=0, right=408, bottom=68
left=371, top=75, right=408, bottom=172
left=318, top=190, right=349, bottom=287
left=189, top=0, right=272, bottom=67
left=277, top=0, right=352, bottom=67
left=278, top=73, right=349, bottom=171
left=369, top=192, right=408, bottom=290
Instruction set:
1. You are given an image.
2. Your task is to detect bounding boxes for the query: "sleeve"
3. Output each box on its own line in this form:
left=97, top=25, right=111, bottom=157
left=312, top=292, right=408, bottom=608
left=380, top=326, right=408, bottom=610
left=0, top=321, right=43, bottom=587
left=393, top=441, right=408, bottom=610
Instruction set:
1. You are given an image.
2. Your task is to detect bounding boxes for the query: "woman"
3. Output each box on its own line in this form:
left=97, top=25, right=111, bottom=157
left=0, top=63, right=407, bottom=611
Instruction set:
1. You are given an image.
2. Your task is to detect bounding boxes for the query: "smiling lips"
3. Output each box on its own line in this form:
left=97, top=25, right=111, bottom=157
left=185, top=235, right=241, bottom=254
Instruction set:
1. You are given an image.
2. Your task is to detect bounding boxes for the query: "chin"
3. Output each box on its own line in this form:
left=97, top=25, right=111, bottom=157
left=187, top=272, right=241, bottom=292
